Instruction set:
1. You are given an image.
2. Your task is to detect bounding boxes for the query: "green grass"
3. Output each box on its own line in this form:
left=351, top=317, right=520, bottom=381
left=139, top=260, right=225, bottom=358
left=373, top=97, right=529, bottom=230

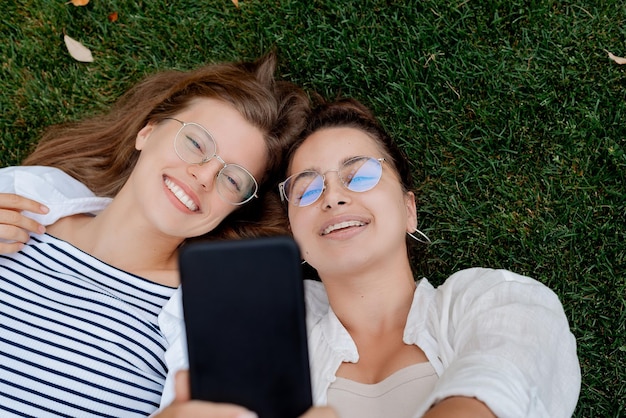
left=1, top=0, right=624, bottom=415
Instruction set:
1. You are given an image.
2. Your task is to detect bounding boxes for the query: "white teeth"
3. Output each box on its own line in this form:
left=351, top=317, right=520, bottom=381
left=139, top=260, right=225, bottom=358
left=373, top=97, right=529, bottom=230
left=164, top=178, right=199, bottom=212
left=322, top=221, right=365, bottom=235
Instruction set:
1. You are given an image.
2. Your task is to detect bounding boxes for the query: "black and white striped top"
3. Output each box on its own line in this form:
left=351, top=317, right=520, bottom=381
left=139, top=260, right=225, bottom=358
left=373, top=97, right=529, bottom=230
left=0, top=233, right=177, bottom=417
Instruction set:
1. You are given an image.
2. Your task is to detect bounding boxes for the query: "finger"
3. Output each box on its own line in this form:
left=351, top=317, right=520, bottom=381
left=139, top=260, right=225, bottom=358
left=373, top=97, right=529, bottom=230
left=299, top=406, right=338, bottom=418
left=156, top=401, right=257, bottom=418
left=174, top=370, right=191, bottom=402
left=0, top=193, right=49, bottom=214
left=181, top=402, right=258, bottom=418
left=0, top=210, right=46, bottom=236
left=0, top=224, right=32, bottom=245
left=0, top=241, right=25, bottom=254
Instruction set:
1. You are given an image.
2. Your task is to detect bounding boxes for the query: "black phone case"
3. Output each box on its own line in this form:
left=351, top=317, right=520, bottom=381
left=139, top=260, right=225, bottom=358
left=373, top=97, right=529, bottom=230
left=179, top=236, right=312, bottom=418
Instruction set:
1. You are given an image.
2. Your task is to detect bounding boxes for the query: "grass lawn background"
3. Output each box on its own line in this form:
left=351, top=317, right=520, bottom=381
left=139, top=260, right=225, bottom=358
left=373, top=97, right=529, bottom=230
left=1, top=1, right=624, bottom=416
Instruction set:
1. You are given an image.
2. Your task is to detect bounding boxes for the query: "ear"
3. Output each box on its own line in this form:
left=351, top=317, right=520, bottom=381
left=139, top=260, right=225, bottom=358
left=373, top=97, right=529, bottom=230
left=404, top=191, right=418, bottom=233
left=135, top=123, right=156, bottom=151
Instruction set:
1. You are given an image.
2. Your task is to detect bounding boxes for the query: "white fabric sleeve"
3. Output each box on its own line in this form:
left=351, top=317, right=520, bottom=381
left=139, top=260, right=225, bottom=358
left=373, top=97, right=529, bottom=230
left=0, top=166, right=111, bottom=225
left=420, top=268, right=580, bottom=418
left=155, top=288, right=188, bottom=410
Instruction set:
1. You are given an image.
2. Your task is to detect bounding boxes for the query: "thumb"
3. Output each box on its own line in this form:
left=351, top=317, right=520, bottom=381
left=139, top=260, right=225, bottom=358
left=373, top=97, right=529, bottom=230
left=174, top=370, right=191, bottom=402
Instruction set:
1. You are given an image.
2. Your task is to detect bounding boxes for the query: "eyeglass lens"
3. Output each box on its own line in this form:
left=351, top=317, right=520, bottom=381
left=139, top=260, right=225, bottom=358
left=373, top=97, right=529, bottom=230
left=173, top=122, right=257, bottom=205
left=174, top=123, right=216, bottom=164
left=283, top=156, right=383, bottom=207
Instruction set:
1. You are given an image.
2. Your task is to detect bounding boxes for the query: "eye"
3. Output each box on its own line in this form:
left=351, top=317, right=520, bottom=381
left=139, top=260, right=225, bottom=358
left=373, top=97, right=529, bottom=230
left=342, top=159, right=363, bottom=184
left=181, top=124, right=214, bottom=157
left=219, top=165, right=257, bottom=203
left=300, top=186, right=321, bottom=201
left=344, top=157, right=381, bottom=192
left=290, top=172, right=323, bottom=205
left=222, top=173, right=241, bottom=192
left=185, top=135, right=205, bottom=154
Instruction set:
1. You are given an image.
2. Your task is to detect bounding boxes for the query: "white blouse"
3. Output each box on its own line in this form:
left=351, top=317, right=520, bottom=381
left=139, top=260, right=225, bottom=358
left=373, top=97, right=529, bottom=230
left=304, top=270, right=580, bottom=418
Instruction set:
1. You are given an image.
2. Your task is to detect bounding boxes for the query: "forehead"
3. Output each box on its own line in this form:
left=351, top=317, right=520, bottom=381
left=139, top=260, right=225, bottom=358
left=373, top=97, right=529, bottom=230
left=177, top=97, right=242, bottom=126
left=290, top=127, right=383, bottom=171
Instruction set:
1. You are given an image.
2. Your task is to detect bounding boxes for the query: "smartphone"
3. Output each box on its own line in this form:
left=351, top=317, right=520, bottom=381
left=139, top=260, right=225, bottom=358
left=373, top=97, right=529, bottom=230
left=179, top=236, right=312, bottom=418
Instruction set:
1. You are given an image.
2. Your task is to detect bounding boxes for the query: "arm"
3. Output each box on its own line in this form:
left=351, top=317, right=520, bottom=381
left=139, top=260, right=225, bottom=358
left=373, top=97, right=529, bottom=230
left=423, top=268, right=580, bottom=418
left=422, top=397, right=495, bottom=418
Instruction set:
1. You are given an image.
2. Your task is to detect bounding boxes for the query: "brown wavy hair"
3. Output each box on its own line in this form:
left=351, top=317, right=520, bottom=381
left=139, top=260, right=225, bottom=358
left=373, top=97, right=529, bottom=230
left=24, top=52, right=310, bottom=240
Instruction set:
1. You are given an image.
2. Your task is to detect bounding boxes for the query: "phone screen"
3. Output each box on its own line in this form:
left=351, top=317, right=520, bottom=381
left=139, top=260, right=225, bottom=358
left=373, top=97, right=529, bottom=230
left=179, top=236, right=312, bottom=418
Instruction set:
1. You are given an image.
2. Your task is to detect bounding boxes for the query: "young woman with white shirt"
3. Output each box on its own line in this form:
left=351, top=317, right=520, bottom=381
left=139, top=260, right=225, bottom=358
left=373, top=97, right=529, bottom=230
left=277, top=98, right=580, bottom=418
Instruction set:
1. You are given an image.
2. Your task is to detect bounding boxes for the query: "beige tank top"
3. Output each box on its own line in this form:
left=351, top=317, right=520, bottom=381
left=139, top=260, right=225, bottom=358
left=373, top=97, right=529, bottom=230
left=327, top=362, right=438, bottom=418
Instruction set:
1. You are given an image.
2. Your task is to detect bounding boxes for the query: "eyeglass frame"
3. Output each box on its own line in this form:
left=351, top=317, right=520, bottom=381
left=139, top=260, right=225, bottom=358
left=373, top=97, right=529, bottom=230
left=278, top=156, right=386, bottom=207
left=164, top=117, right=259, bottom=206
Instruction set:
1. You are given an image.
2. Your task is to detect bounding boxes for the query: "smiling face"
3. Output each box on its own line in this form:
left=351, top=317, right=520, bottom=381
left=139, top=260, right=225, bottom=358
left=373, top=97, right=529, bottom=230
left=123, top=97, right=267, bottom=240
left=286, top=127, right=417, bottom=278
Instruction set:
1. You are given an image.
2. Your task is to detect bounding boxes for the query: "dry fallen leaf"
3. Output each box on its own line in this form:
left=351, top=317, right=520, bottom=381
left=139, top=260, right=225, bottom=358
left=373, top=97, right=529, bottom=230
left=608, top=51, right=626, bottom=65
left=64, top=34, right=94, bottom=62
left=232, top=0, right=239, bottom=8
left=108, top=12, right=119, bottom=22
left=69, top=0, right=90, bottom=5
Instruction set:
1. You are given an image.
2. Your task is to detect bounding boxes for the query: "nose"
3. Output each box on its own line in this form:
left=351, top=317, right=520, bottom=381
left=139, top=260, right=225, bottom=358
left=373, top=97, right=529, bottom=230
left=187, top=159, right=222, bottom=190
left=320, top=172, right=349, bottom=209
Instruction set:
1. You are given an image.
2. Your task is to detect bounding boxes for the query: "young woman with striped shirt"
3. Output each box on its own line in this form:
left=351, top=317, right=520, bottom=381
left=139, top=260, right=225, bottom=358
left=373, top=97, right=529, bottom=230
left=0, top=52, right=308, bottom=418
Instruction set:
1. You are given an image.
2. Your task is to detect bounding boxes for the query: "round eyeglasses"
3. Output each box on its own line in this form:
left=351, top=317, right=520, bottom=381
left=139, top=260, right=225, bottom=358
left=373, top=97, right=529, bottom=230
left=165, top=117, right=259, bottom=206
left=279, top=156, right=385, bottom=207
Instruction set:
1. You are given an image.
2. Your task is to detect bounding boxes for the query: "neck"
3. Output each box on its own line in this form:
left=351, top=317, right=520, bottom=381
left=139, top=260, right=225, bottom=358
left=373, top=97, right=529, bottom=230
left=48, top=201, right=183, bottom=287
left=320, top=256, right=417, bottom=335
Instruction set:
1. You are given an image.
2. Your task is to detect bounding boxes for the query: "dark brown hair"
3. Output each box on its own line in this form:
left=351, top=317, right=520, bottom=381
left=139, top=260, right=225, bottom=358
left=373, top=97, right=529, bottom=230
left=285, top=97, right=414, bottom=192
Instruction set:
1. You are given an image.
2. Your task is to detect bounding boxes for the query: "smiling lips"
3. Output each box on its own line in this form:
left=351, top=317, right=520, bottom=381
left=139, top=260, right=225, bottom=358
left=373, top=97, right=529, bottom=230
left=321, top=220, right=366, bottom=236
left=164, top=177, right=199, bottom=212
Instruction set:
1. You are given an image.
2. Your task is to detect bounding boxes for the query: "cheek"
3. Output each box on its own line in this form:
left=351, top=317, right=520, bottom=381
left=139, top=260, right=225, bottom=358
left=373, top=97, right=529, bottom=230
left=136, top=141, right=172, bottom=168
left=191, top=207, right=235, bottom=237
left=287, top=210, right=309, bottom=245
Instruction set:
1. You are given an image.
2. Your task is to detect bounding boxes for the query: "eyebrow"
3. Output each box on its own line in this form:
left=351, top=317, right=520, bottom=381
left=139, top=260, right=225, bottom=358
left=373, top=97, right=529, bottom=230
left=295, top=155, right=363, bottom=174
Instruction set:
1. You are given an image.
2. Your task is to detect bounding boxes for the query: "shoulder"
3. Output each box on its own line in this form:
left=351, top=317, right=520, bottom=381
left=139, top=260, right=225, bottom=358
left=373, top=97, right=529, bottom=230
left=425, top=268, right=579, bottom=418
left=443, top=267, right=540, bottom=286
left=0, top=166, right=110, bottom=225
left=432, top=267, right=564, bottom=319
left=438, top=267, right=555, bottom=297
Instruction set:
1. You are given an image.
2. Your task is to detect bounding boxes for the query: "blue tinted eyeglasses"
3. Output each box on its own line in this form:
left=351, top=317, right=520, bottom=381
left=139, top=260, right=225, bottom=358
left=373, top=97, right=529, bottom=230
left=279, top=156, right=385, bottom=207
